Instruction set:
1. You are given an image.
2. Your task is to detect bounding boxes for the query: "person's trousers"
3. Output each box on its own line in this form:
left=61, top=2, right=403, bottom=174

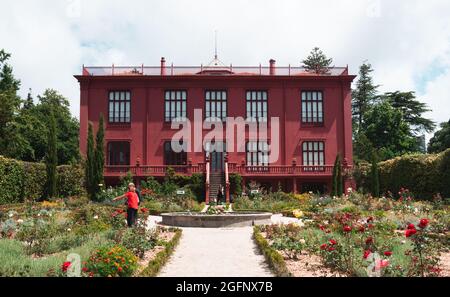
left=127, top=208, right=138, bottom=227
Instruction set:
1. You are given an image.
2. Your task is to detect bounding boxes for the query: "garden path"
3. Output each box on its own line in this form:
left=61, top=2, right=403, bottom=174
left=157, top=226, right=274, bottom=277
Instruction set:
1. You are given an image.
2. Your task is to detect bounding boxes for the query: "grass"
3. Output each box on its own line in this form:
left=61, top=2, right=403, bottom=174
left=139, top=229, right=182, bottom=277
left=0, top=232, right=112, bottom=276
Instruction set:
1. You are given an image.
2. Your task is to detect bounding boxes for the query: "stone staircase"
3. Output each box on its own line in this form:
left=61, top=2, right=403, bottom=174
left=209, top=171, right=225, bottom=202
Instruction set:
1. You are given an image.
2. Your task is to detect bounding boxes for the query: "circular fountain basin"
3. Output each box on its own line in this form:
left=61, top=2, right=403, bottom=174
left=160, top=211, right=273, bottom=228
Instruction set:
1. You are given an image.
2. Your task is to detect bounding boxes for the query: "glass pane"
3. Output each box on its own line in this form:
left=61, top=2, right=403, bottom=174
left=222, top=91, right=226, bottom=100
left=126, top=92, right=130, bottom=101
left=318, top=92, right=322, bottom=101
left=182, top=91, right=186, bottom=100
left=176, top=91, right=181, bottom=100
left=115, top=91, right=120, bottom=100
left=165, top=91, right=170, bottom=100
left=246, top=92, right=251, bottom=100
left=303, top=152, right=307, bottom=165
left=120, top=92, right=125, bottom=100
left=109, top=92, right=114, bottom=100
left=302, top=92, right=306, bottom=101
left=252, top=91, right=256, bottom=100
left=206, top=91, right=210, bottom=100
left=211, top=92, right=216, bottom=100
left=312, top=92, right=317, bottom=100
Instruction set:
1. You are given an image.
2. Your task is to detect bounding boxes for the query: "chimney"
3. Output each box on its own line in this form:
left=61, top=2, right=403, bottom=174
left=269, top=59, right=276, bottom=75
left=160, top=57, right=166, bottom=76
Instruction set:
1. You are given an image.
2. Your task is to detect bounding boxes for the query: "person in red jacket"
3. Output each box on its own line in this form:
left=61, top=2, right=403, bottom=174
left=112, top=183, right=140, bottom=227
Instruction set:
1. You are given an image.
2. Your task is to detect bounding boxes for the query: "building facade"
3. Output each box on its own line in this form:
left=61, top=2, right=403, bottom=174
left=75, top=57, right=356, bottom=203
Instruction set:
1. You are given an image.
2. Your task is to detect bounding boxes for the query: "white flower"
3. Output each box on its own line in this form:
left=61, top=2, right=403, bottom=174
left=17, top=219, right=24, bottom=224
left=347, top=187, right=353, bottom=193
left=9, top=213, right=13, bottom=218
left=67, top=228, right=71, bottom=232
left=48, top=213, right=52, bottom=217
left=401, top=240, right=406, bottom=244
left=299, top=239, right=306, bottom=244
left=37, top=214, right=41, bottom=217
left=93, top=215, right=98, bottom=219
left=98, top=184, right=104, bottom=187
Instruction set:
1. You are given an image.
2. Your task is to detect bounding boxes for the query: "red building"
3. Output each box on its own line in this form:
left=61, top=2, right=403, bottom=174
left=75, top=57, right=356, bottom=203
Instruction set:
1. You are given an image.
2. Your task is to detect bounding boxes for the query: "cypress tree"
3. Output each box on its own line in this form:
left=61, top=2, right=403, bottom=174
left=337, top=157, right=343, bottom=197
left=45, top=109, right=57, bottom=199
left=370, top=152, right=380, bottom=197
left=86, top=122, right=95, bottom=200
left=93, top=114, right=105, bottom=200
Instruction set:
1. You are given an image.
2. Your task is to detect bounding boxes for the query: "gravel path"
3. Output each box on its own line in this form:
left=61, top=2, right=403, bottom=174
left=158, top=227, right=274, bottom=277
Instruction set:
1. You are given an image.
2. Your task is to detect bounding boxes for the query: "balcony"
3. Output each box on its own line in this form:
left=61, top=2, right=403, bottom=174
left=104, top=163, right=336, bottom=177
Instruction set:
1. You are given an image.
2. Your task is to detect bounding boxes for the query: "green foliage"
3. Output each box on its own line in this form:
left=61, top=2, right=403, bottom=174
left=331, top=154, right=343, bottom=197
left=113, top=221, right=157, bottom=259
left=83, top=245, right=138, bottom=277
left=370, top=153, right=380, bottom=197
left=139, top=229, right=182, bottom=277
left=253, top=226, right=291, bottom=277
left=229, top=173, right=242, bottom=196
left=352, top=61, right=379, bottom=132
left=428, top=119, right=450, bottom=153
left=93, top=114, right=105, bottom=201
left=0, top=156, right=85, bottom=204
left=354, top=149, right=450, bottom=200
left=45, top=109, right=57, bottom=199
left=85, top=123, right=95, bottom=200
left=301, top=47, right=333, bottom=74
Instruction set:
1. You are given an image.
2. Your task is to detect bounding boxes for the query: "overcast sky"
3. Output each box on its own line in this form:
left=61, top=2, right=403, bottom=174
left=1, top=0, right=449, bottom=140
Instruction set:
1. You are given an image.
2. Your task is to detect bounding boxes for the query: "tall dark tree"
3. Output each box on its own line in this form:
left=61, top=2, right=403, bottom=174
left=23, top=88, right=34, bottom=110
left=0, top=49, right=21, bottom=154
left=370, top=152, right=380, bottom=197
left=380, top=91, right=435, bottom=133
left=428, top=119, right=450, bottom=153
left=302, top=47, right=333, bottom=74
left=86, top=123, right=95, bottom=200
left=331, top=154, right=343, bottom=197
left=352, top=62, right=379, bottom=132
left=45, top=109, right=58, bottom=199
left=93, top=114, right=105, bottom=200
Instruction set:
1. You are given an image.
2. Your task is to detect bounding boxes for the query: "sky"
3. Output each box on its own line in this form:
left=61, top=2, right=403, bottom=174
left=1, top=0, right=449, bottom=141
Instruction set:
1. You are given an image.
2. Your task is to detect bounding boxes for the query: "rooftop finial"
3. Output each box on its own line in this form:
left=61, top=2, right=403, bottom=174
left=214, top=29, right=218, bottom=60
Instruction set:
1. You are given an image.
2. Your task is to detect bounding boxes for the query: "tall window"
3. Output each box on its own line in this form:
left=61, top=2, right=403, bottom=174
left=109, top=91, right=131, bottom=123
left=108, top=142, right=130, bottom=165
left=164, top=141, right=187, bottom=165
left=301, top=91, right=323, bottom=124
left=165, top=90, right=187, bottom=122
left=205, top=90, right=227, bottom=121
left=246, top=91, right=267, bottom=122
left=302, top=141, right=324, bottom=167
left=246, top=141, right=269, bottom=166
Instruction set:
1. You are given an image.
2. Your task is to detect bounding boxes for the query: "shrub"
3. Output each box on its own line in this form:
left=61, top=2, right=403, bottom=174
left=83, top=245, right=138, bottom=277
left=229, top=173, right=242, bottom=196
left=0, top=156, right=86, bottom=204
left=115, top=221, right=157, bottom=258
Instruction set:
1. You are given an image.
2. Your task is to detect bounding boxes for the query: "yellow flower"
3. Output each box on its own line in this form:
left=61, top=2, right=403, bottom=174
left=292, top=209, right=304, bottom=218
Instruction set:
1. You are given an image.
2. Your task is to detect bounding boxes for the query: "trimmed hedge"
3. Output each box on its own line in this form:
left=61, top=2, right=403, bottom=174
left=139, top=229, right=182, bottom=276
left=353, top=148, right=450, bottom=200
left=0, top=155, right=85, bottom=204
left=253, top=226, right=291, bottom=277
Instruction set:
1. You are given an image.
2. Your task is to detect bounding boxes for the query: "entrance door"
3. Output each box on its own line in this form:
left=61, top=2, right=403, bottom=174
left=206, top=141, right=226, bottom=172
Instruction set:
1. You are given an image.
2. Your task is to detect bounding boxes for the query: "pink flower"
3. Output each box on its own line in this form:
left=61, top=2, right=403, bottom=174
left=62, top=261, right=71, bottom=272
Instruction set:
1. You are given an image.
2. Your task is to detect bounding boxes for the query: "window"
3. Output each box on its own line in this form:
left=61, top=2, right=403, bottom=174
left=302, top=141, right=324, bottom=168
left=108, top=142, right=130, bottom=165
left=109, top=91, right=131, bottom=123
left=301, top=91, right=323, bottom=124
left=205, top=90, right=227, bottom=121
left=246, top=91, right=267, bottom=122
left=246, top=141, right=269, bottom=166
left=165, top=90, right=187, bottom=122
left=164, top=141, right=187, bottom=165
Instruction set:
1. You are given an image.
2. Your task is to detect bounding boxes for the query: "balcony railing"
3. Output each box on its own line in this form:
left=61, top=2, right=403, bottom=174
left=104, top=163, right=336, bottom=177
left=82, top=65, right=348, bottom=77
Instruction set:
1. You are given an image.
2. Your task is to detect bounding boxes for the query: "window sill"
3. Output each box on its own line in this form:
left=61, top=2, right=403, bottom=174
left=300, top=123, right=324, bottom=128
left=107, top=123, right=131, bottom=129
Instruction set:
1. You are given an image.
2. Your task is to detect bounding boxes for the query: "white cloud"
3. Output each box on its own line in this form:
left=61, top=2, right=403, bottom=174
left=0, top=0, right=449, bottom=140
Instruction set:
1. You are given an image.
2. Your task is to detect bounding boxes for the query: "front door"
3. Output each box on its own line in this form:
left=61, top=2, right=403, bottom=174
left=206, top=141, right=226, bottom=172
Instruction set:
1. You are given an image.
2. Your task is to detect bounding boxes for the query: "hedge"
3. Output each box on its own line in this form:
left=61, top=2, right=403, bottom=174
left=353, top=148, right=450, bottom=200
left=0, top=155, right=85, bottom=204
left=253, top=226, right=291, bottom=277
left=139, top=228, right=182, bottom=276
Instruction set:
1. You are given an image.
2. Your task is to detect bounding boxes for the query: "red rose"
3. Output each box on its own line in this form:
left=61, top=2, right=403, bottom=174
left=418, top=218, right=429, bottom=229
left=140, top=208, right=148, bottom=213
left=384, top=251, right=392, bottom=257
left=367, top=216, right=374, bottom=223
left=118, top=267, right=123, bottom=272
left=319, top=225, right=325, bottom=231
left=329, top=239, right=337, bottom=245
left=320, top=243, right=327, bottom=250
left=62, top=261, right=71, bottom=272
left=405, top=228, right=417, bottom=237
left=328, top=246, right=335, bottom=252
left=343, top=225, right=352, bottom=232
left=407, top=223, right=415, bottom=230
left=358, top=226, right=365, bottom=232
left=368, top=224, right=374, bottom=229
left=82, top=267, right=88, bottom=272
left=365, top=237, right=373, bottom=245
left=363, top=250, right=371, bottom=259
